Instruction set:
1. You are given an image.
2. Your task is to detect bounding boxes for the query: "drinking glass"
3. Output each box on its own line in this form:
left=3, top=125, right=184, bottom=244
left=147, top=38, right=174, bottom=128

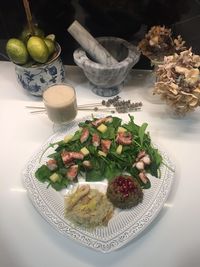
left=43, top=83, right=77, bottom=132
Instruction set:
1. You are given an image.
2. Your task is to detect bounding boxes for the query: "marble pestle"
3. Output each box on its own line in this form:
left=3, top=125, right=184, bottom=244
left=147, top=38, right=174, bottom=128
left=67, top=20, right=118, bottom=66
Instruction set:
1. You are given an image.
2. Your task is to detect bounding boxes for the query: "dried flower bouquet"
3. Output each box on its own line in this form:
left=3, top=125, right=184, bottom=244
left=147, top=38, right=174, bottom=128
left=154, top=49, right=200, bottom=115
left=138, top=25, right=186, bottom=62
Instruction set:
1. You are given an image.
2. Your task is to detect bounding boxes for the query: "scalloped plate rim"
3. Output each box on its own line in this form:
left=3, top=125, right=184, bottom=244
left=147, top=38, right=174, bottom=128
left=22, top=115, right=175, bottom=253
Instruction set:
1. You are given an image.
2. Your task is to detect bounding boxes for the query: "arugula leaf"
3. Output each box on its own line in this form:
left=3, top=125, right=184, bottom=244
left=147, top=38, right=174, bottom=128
left=87, top=144, right=97, bottom=155
left=50, top=152, right=64, bottom=167
left=109, top=151, right=127, bottom=162
left=110, top=117, right=122, bottom=128
left=39, top=142, right=58, bottom=163
left=138, top=122, right=148, bottom=146
left=88, top=125, right=98, bottom=135
left=154, top=149, right=163, bottom=166
left=71, top=130, right=82, bottom=141
left=128, top=114, right=134, bottom=123
left=79, top=119, right=92, bottom=126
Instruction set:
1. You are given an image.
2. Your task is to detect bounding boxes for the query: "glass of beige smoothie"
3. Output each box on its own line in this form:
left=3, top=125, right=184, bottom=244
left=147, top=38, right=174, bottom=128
left=43, top=83, right=77, bottom=129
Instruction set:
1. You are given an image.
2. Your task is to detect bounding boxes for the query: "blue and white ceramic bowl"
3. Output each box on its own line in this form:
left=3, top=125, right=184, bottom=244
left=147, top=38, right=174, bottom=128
left=15, top=43, right=65, bottom=96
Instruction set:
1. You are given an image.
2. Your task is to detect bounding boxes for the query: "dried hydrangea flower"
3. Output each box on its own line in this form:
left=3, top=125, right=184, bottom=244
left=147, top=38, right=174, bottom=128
left=154, top=49, right=200, bottom=115
left=138, top=25, right=187, bottom=62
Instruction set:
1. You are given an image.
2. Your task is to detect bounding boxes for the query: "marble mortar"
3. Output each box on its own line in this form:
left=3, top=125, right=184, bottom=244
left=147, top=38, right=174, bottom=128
left=73, top=37, right=140, bottom=97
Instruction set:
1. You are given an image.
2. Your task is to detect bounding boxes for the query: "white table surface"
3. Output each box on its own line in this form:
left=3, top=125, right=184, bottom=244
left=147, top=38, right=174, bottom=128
left=0, top=61, right=200, bottom=267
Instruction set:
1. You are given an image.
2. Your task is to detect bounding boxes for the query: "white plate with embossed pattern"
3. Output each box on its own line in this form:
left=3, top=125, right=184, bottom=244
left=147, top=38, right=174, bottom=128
left=23, top=116, right=175, bottom=253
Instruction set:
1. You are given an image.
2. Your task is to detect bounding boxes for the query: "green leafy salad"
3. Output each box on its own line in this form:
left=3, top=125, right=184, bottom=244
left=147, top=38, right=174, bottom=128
left=35, top=115, right=163, bottom=191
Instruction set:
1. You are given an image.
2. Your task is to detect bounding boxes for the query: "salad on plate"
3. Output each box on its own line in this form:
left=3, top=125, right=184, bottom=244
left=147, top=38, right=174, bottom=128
left=35, top=115, right=163, bottom=191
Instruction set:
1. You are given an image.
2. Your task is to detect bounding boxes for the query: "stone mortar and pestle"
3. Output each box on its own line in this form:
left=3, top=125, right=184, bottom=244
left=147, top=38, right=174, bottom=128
left=68, top=20, right=140, bottom=97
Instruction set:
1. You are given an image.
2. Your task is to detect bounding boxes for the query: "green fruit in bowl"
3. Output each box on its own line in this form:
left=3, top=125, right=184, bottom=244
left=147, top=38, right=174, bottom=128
left=44, top=38, right=56, bottom=56
left=20, top=26, right=45, bottom=43
left=6, top=38, right=29, bottom=65
left=45, top=34, right=56, bottom=42
left=27, top=36, right=49, bottom=64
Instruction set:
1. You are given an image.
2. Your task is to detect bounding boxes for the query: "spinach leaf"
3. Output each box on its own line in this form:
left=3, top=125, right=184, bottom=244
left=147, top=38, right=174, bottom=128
left=85, top=169, right=104, bottom=181
left=101, top=126, right=115, bottom=139
left=104, top=162, right=121, bottom=180
left=85, top=156, right=107, bottom=181
left=140, top=178, right=151, bottom=189
left=148, top=147, right=163, bottom=168
left=35, top=165, right=52, bottom=182
left=57, top=167, right=68, bottom=176
left=50, top=178, right=69, bottom=191
left=148, top=161, right=159, bottom=177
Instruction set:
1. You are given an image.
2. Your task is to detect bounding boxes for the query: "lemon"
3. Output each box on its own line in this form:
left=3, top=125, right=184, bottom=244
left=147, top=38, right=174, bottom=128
left=20, top=26, right=45, bottom=43
left=27, top=36, right=49, bottom=63
left=44, top=38, right=56, bottom=56
left=6, top=38, right=28, bottom=65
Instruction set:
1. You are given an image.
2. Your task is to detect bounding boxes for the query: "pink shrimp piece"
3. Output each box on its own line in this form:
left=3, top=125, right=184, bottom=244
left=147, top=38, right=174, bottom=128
left=61, top=151, right=72, bottom=164
left=92, top=117, right=106, bottom=127
left=101, top=139, right=112, bottom=153
left=116, top=132, right=132, bottom=145
left=61, top=151, right=84, bottom=164
left=136, top=150, right=146, bottom=161
left=67, top=165, right=79, bottom=181
left=138, top=172, right=149, bottom=184
left=92, top=133, right=100, bottom=147
left=70, top=152, right=84, bottom=160
left=104, top=116, right=113, bottom=123
left=80, top=128, right=89, bottom=143
left=46, top=159, right=57, bottom=171
left=91, top=116, right=112, bottom=127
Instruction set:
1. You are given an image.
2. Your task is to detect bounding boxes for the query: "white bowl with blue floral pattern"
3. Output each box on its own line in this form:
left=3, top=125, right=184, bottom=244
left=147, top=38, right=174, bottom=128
left=15, top=43, right=65, bottom=96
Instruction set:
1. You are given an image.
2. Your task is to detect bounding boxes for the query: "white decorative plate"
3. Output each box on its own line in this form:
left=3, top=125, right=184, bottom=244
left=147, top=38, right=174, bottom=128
left=23, top=117, right=175, bottom=253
